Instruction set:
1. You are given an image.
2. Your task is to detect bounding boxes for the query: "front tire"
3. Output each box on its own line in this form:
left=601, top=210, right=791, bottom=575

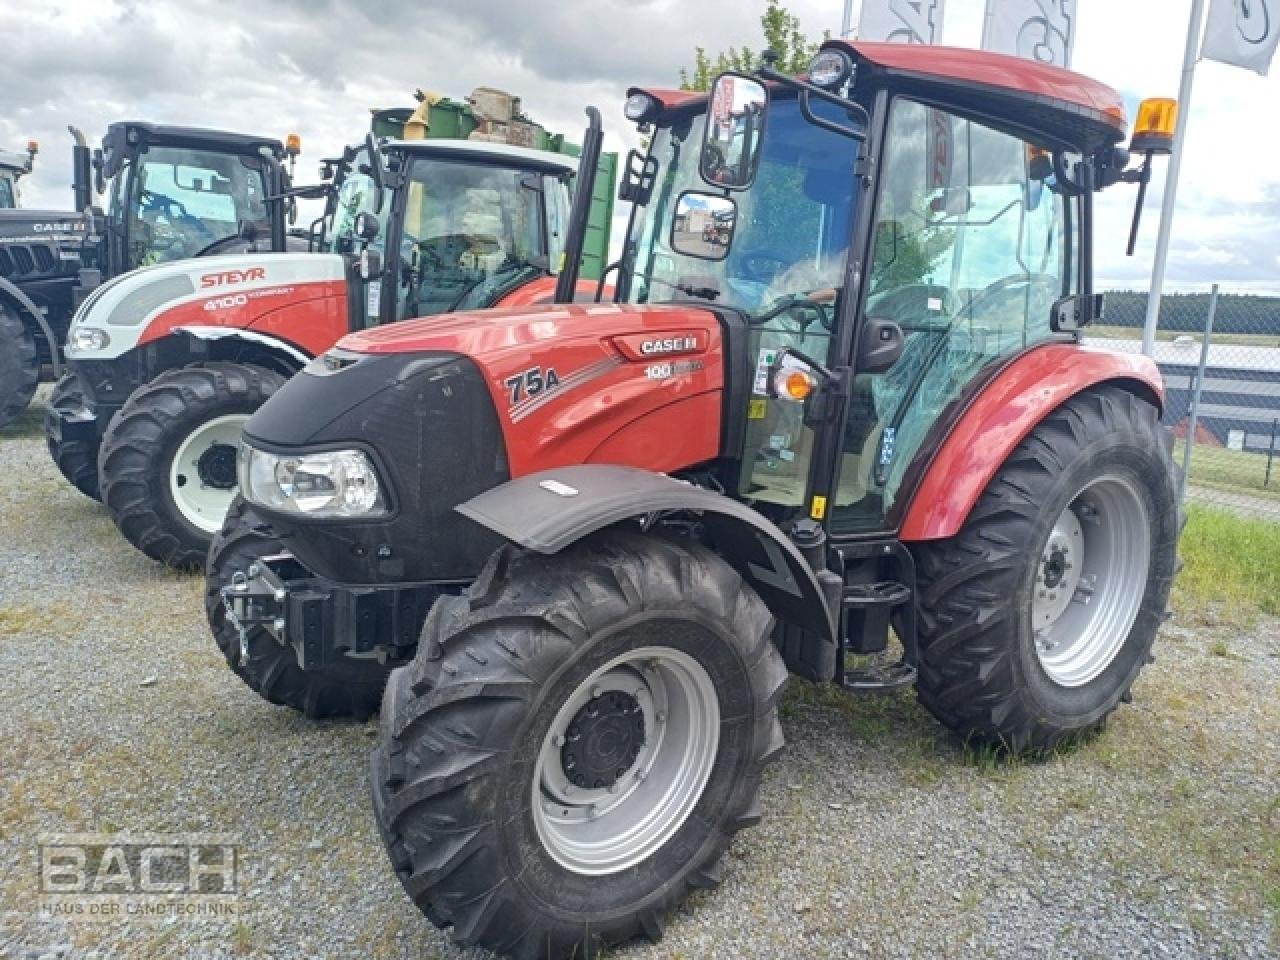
left=372, top=532, right=786, bottom=960
left=98, top=362, right=285, bottom=569
left=45, top=372, right=102, bottom=500
left=911, top=386, right=1180, bottom=753
left=205, top=497, right=392, bottom=720
left=0, top=303, right=38, bottom=429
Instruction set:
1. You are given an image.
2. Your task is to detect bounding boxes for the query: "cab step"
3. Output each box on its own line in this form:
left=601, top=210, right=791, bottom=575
left=840, top=579, right=916, bottom=693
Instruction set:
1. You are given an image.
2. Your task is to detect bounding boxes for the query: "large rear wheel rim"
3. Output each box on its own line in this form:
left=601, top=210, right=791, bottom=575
left=1032, top=474, right=1151, bottom=688
left=169, top=414, right=248, bottom=534
left=531, top=644, right=720, bottom=876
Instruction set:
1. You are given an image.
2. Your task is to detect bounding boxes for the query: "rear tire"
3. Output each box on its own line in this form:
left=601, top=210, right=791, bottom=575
left=98, top=362, right=285, bottom=569
left=911, top=386, right=1179, bottom=753
left=371, top=532, right=786, bottom=960
left=205, top=497, right=392, bottom=720
left=45, top=372, right=102, bottom=500
left=0, top=303, right=38, bottom=429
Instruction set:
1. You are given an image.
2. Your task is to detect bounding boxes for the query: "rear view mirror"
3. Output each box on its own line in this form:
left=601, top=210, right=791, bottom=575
left=354, top=211, right=380, bottom=243
left=701, top=73, right=767, bottom=190
left=670, top=191, right=736, bottom=261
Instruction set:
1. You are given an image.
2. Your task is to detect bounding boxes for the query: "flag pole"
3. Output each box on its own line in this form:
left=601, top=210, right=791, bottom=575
left=841, top=0, right=855, bottom=38
left=1142, top=0, right=1207, bottom=356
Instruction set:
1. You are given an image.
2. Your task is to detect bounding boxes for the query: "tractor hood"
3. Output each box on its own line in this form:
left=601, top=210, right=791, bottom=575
left=336, top=302, right=729, bottom=477
left=240, top=301, right=732, bottom=586
left=65, top=252, right=348, bottom=362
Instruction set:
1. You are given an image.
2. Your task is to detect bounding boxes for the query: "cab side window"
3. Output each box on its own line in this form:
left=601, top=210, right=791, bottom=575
left=832, top=99, right=1073, bottom=533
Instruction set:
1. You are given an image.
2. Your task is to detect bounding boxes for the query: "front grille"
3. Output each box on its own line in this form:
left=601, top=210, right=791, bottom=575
left=0, top=242, right=60, bottom=280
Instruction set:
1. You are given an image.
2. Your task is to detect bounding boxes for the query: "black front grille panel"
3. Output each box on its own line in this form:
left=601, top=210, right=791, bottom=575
left=244, top=352, right=511, bottom=586
left=0, top=242, right=60, bottom=280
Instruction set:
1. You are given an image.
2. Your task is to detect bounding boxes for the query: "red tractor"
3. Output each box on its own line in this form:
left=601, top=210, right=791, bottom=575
left=208, top=42, right=1179, bottom=959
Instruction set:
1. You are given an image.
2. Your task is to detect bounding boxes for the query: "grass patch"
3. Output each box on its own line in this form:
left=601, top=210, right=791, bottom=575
left=0, top=602, right=86, bottom=637
left=1175, top=439, right=1280, bottom=501
left=1174, top=504, right=1280, bottom=619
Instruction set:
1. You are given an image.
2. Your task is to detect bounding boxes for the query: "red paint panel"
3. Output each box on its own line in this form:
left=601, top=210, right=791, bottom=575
left=495, top=276, right=605, bottom=308
left=341, top=303, right=725, bottom=477
left=137, top=280, right=348, bottom=357
left=898, top=344, right=1164, bottom=543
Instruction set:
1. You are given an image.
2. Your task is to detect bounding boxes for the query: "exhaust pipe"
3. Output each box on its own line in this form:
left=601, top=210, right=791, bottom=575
left=69, top=125, right=92, bottom=215
left=554, top=106, right=603, bottom=304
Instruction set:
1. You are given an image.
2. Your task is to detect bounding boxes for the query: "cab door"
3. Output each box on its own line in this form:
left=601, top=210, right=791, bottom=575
left=826, top=98, right=1077, bottom=536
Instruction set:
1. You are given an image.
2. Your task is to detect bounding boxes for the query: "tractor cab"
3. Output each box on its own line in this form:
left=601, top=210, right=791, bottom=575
left=618, top=41, right=1170, bottom=543
left=0, top=142, right=36, bottom=209
left=84, top=122, right=298, bottom=273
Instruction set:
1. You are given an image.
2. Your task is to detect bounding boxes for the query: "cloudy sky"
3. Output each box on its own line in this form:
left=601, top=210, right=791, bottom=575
left=2, top=0, right=1277, bottom=293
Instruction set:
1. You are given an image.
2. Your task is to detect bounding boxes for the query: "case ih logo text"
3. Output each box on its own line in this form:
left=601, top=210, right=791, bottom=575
left=639, top=336, right=700, bottom=356
left=200, top=268, right=265, bottom=288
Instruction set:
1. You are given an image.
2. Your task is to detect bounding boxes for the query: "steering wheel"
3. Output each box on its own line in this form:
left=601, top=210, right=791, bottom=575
left=733, top=248, right=792, bottom=284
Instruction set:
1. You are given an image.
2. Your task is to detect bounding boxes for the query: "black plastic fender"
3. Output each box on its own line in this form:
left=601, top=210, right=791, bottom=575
left=0, top=276, right=63, bottom=377
left=456, top=464, right=838, bottom=645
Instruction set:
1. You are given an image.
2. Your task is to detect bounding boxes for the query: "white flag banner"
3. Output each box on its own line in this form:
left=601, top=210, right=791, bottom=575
left=858, top=0, right=946, bottom=44
left=980, top=0, right=1077, bottom=68
left=1201, top=0, right=1280, bottom=76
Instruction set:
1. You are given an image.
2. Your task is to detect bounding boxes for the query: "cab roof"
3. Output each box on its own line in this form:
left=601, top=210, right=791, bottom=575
left=104, top=122, right=285, bottom=159
left=384, top=138, right=578, bottom=174
left=633, top=40, right=1129, bottom=152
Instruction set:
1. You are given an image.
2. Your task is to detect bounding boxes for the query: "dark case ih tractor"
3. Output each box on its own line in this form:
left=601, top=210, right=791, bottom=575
left=47, top=89, right=616, bottom=568
left=209, top=42, right=1180, bottom=960
left=0, top=122, right=300, bottom=430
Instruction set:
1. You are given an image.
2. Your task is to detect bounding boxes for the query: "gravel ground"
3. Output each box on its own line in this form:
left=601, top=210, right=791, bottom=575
left=1, top=386, right=1278, bottom=960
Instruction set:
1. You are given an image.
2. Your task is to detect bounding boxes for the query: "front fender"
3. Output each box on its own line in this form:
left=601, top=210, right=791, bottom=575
left=898, top=342, right=1164, bottom=542
left=456, top=464, right=837, bottom=644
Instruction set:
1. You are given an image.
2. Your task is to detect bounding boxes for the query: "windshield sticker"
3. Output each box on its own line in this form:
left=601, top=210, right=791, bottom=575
left=753, top=347, right=778, bottom=395
left=747, top=398, right=767, bottom=420
left=880, top=427, right=897, bottom=466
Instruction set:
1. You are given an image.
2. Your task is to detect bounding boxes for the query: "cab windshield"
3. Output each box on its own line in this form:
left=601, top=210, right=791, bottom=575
left=394, top=157, right=563, bottom=319
left=121, top=147, right=271, bottom=265
left=623, top=97, right=861, bottom=319
left=0, top=173, right=15, bottom=208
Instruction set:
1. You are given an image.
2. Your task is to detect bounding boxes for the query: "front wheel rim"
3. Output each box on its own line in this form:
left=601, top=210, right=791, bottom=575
left=1031, top=474, right=1151, bottom=688
left=531, top=645, right=720, bottom=876
left=169, top=414, right=248, bottom=534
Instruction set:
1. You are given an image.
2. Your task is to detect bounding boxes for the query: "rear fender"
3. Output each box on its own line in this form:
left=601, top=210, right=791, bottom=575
left=0, top=276, right=62, bottom=375
left=456, top=464, right=837, bottom=644
left=898, top=343, right=1165, bottom=542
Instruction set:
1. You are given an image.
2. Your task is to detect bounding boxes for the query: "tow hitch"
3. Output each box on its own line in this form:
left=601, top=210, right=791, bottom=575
left=219, top=553, right=440, bottom=671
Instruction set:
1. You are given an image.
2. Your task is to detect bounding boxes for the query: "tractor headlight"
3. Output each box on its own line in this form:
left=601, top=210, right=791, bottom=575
left=239, top=445, right=387, bottom=518
left=68, top=326, right=110, bottom=353
left=808, top=49, right=854, bottom=90
left=624, top=92, right=661, bottom=124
